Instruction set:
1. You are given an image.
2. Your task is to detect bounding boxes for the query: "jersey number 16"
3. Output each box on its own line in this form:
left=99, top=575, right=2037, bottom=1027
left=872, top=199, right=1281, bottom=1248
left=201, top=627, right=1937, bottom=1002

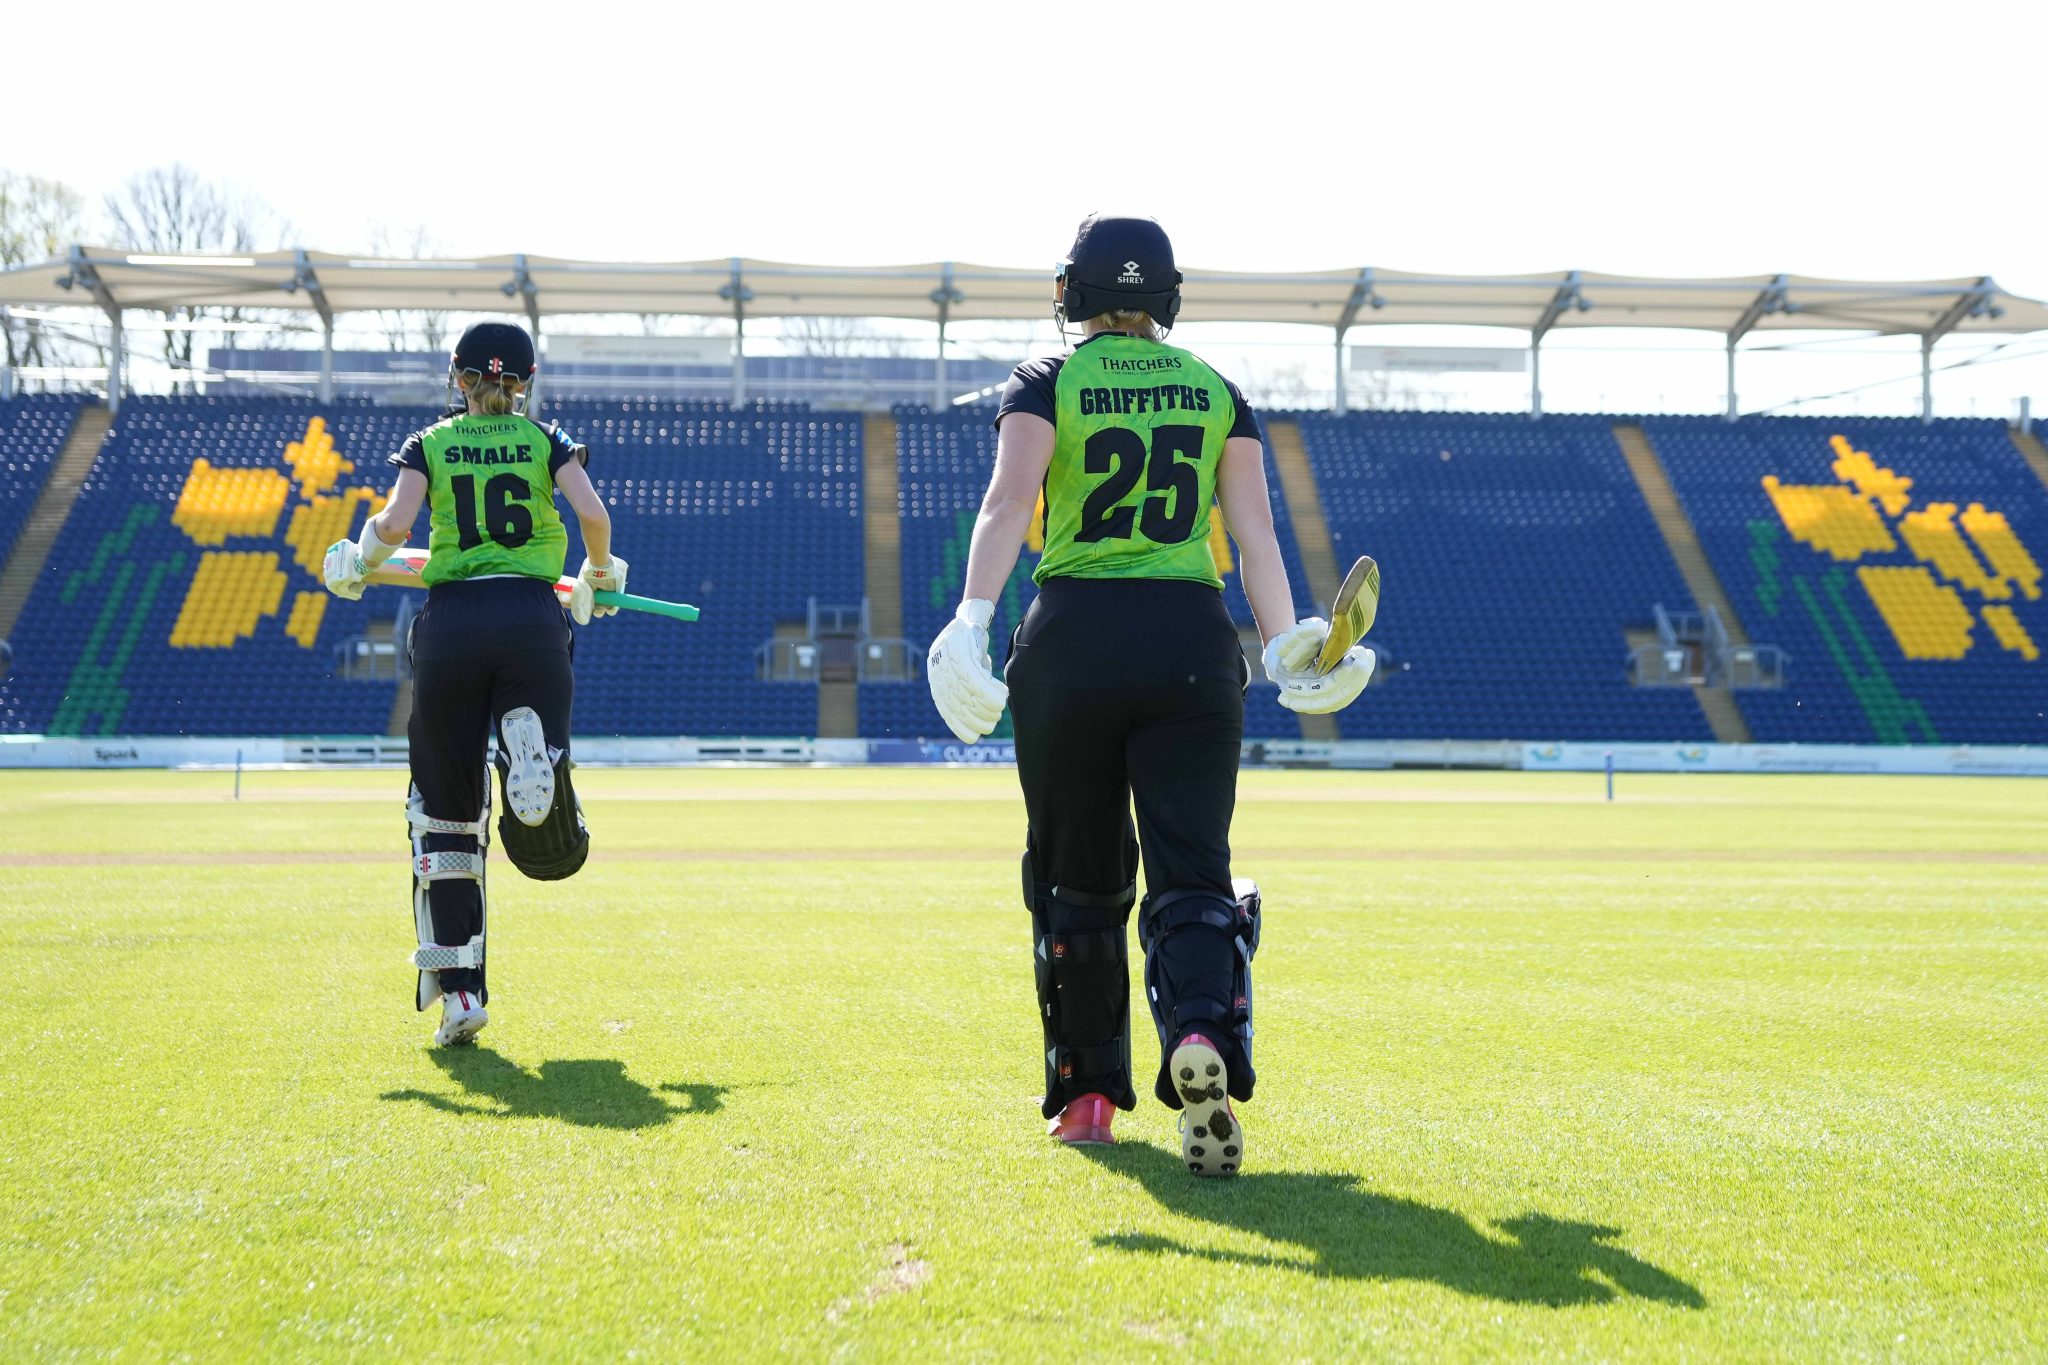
left=1076, top=424, right=1203, bottom=545
left=450, top=472, right=535, bottom=551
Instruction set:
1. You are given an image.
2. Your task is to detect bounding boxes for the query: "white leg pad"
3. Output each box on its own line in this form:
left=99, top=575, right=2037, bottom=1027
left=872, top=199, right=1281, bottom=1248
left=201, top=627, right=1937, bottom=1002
left=408, top=781, right=491, bottom=1011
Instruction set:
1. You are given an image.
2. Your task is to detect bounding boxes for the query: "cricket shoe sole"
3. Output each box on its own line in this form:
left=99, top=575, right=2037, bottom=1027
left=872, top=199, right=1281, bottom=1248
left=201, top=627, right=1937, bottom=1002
left=434, top=991, right=488, bottom=1047
left=1171, top=1035, right=1242, bottom=1176
left=500, top=707, right=555, bottom=827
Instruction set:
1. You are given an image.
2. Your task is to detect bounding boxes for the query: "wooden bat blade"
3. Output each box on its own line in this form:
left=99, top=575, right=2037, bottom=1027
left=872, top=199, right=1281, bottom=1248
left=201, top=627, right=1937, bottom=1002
left=1314, top=555, right=1380, bottom=676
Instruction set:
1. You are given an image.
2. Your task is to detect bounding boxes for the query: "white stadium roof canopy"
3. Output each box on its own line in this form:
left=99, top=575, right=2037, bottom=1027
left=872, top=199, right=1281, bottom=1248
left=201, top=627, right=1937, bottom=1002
left=3, top=248, right=2045, bottom=335
left=4, top=248, right=2045, bottom=415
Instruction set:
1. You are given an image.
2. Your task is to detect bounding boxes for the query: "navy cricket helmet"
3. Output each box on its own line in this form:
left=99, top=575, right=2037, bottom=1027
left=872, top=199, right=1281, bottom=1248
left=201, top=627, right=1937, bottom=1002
left=450, top=320, right=537, bottom=385
left=1055, top=213, right=1183, bottom=332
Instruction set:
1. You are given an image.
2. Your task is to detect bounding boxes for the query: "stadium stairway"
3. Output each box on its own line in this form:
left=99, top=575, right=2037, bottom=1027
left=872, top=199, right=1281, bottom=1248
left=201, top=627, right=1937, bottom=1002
left=1612, top=423, right=1753, bottom=743
left=2011, top=426, right=2048, bottom=493
left=863, top=412, right=903, bottom=642
left=0, top=403, right=113, bottom=639
left=1263, top=418, right=1342, bottom=742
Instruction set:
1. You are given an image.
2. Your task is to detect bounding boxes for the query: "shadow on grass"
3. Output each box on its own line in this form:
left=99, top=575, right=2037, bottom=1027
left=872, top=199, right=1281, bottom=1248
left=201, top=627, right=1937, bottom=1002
left=380, top=1047, right=728, bottom=1130
left=1081, top=1142, right=1704, bottom=1308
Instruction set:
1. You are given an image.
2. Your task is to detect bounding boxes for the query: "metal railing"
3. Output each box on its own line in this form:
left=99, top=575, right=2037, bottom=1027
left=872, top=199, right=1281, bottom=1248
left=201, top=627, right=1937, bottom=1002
left=1634, top=603, right=1787, bottom=689
left=857, top=638, right=920, bottom=682
left=334, top=635, right=402, bottom=681
left=756, top=639, right=820, bottom=682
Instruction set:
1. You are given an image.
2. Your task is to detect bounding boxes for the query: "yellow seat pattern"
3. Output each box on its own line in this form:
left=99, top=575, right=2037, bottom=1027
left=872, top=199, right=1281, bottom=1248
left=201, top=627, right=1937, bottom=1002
left=284, top=487, right=382, bottom=575
left=1959, top=503, right=2042, bottom=601
left=170, top=551, right=288, bottom=648
left=285, top=590, right=327, bottom=648
left=1982, top=605, right=2040, bottom=661
left=1763, top=476, right=1895, bottom=561
left=283, top=416, right=350, bottom=495
left=1898, top=502, right=2003, bottom=600
left=1828, top=436, right=1912, bottom=516
left=1856, top=566, right=1974, bottom=660
left=171, top=461, right=289, bottom=545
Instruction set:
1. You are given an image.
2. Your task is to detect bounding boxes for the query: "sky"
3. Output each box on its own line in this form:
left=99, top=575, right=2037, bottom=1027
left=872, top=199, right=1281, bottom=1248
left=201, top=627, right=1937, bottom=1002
left=7, top=0, right=2047, bottom=413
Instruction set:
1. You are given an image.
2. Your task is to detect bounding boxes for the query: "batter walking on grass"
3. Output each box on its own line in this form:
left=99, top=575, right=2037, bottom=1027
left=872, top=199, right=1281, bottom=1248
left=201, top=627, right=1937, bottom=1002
left=322, top=320, right=628, bottom=1047
left=927, top=215, right=1376, bottom=1175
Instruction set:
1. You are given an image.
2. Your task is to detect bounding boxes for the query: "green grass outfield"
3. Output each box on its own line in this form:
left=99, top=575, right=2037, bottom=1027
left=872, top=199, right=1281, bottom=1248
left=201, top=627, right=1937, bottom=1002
left=2, top=767, right=2045, bottom=1360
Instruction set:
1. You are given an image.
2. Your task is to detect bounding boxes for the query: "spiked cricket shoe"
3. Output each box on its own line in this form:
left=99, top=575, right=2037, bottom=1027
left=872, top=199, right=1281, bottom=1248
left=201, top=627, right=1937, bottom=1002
left=500, top=706, right=555, bottom=826
left=434, top=989, right=488, bottom=1047
left=1171, top=1033, right=1242, bottom=1176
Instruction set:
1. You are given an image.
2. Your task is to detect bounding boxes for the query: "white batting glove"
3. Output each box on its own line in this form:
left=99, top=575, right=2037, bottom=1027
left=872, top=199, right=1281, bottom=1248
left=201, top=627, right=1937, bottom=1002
left=322, top=539, right=367, bottom=601
left=1263, top=616, right=1375, bottom=715
left=573, top=554, right=628, bottom=624
left=927, top=599, right=1008, bottom=743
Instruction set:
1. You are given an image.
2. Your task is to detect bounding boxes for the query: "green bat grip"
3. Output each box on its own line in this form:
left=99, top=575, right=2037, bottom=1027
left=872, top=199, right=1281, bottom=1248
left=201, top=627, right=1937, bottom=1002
left=594, top=590, right=700, bottom=622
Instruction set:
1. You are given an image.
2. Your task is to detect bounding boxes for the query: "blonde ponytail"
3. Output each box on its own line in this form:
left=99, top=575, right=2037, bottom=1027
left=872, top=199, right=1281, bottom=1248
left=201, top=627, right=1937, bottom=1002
left=1088, top=309, right=1163, bottom=342
left=458, top=372, right=524, bottom=415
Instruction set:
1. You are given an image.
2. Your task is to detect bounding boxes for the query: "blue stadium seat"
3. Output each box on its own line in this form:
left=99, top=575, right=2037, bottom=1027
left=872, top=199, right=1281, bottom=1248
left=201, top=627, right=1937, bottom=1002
left=1297, top=411, right=1713, bottom=742
left=1645, top=415, right=2047, bottom=745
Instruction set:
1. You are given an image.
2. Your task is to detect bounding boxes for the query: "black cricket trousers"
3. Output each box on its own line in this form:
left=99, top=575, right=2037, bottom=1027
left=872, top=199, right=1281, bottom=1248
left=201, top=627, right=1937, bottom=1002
left=1006, top=576, right=1247, bottom=930
left=407, top=577, right=575, bottom=993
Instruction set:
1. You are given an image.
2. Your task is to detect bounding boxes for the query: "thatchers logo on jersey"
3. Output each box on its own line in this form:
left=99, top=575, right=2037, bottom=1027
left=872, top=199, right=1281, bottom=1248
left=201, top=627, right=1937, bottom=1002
left=1100, top=354, right=1181, bottom=373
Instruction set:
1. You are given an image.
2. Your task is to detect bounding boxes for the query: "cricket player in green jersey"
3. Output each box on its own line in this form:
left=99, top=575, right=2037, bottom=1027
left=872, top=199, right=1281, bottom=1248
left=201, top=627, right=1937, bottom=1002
left=322, top=321, right=625, bottom=1047
left=927, top=216, right=1376, bottom=1175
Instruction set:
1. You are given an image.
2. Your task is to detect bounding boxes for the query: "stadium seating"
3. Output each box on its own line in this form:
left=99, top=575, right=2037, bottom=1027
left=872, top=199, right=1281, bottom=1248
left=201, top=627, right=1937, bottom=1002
left=546, top=399, right=858, bottom=737
left=1296, top=411, right=1714, bottom=741
left=0, top=394, right=83, bottom=567
left=864, top=403, right=1314, bottom=741
left=0, top=397, right=416, bottom=735
left=1644, top=416, right=2047, bottom=745
left=6, top=391, right=2039, bottom=748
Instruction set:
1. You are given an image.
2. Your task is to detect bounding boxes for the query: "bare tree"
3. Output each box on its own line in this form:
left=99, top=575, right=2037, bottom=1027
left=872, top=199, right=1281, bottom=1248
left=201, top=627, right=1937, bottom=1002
left=781, top=315, right=912, bottom=359
left=0, top=171, right=87, bottom=375
left=103, top=164, right=291, bottom=380
left=367, top=223, right=451, bottom=354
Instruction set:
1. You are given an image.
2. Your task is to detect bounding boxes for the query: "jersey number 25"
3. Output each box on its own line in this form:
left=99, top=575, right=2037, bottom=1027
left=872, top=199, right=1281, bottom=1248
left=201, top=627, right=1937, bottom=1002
left=1076, top=424, right=1202, bottom=545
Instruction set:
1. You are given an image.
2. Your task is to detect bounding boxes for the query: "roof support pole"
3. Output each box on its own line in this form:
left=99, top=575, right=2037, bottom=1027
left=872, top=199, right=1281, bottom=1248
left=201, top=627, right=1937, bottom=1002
left=1918, top=278, right=1998, bottom=426
left=1921, top=334, right=1935, bottom=424
left=722, top=258, right=752, bottom=407
left=1528, top=272, right=1585, bottom=421
left=107, top=309, right=124, bottom=416
left=506, top=256, right=542, bottom=417
left=61, top=248, right=124, bottom=414
left=1332, top=269, right=1375, bottom=417
left=931, top=263, right=963, bottom=411
left=288, top=252, right=336, bottom=404
left=1333, top=329, right=1348, bottom=416
left=1725, top=276, right=1788, bottom=423
left=0, top=307, right=14, bottom=401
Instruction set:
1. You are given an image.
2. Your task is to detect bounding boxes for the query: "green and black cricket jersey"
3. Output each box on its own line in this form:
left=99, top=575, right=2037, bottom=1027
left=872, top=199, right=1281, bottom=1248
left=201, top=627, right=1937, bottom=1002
left=390, top=413, right=589, bottom=587
left=997, top=332, right=1261, bottom=589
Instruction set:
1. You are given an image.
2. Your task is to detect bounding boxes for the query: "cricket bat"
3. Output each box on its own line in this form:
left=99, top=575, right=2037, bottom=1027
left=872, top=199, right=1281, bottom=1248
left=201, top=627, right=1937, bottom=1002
left=364, top=548, right=701, bottom=623
left=1313, top=555, right=1380, bottom=676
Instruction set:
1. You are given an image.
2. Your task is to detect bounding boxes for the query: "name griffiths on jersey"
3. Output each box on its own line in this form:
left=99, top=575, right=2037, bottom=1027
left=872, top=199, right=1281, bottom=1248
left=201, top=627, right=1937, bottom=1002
left=1078, top=384, right=1213, bottom=417
left=441, top=443, right=536, bottom=466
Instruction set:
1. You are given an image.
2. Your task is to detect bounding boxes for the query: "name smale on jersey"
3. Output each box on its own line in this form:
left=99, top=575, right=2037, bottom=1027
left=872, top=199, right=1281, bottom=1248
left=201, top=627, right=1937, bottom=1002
left=1079, top=385, right=1212, bottom=416
left=441, top=444, right=535, bottom=466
